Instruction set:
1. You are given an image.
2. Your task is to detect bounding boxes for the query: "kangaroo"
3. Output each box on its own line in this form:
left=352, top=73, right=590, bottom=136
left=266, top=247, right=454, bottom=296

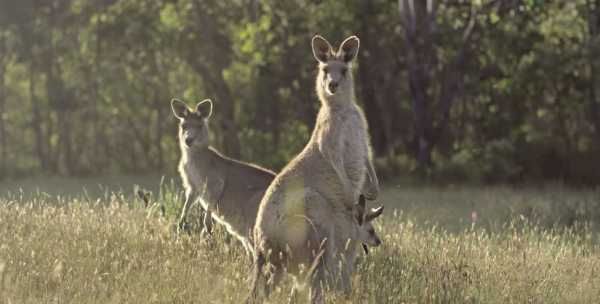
left=171, top=98, right=276, bottom=256
left=136, top=189, right=166, bottom=219
left=249, top=194, right=384, bottom=304
left=332, top=194, right=384, bottom=295
left=249, top=35, right=380, bottom=304
left=355, top=198, right=384, bottom=256
left=291, top=195, right=384, bottom=302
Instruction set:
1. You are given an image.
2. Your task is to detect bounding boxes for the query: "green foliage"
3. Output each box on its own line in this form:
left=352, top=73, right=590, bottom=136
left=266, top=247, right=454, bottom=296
left=1, top=1, right=600, bottom=183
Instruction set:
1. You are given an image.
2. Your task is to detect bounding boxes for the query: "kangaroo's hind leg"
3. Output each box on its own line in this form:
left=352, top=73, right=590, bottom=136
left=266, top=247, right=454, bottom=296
left=246, top=249, right=283, bottom=304
left=201, top=208, right=213, bottom=237
left=177, top=189, right=196, bottom=234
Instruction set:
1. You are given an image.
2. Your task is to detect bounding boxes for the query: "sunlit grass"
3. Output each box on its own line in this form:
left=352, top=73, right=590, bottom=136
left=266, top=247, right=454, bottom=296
left=1, top=179, right=600, bottom=303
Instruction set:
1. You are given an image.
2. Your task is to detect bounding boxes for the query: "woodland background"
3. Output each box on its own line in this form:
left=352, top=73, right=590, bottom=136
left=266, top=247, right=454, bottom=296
left=0, top=0, right=599, bottom=184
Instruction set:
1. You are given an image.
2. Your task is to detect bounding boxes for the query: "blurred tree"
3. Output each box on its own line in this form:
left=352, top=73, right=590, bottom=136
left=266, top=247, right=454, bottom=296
left=170, top=0, right=243, bottom=157
left=0, top=0, right=599, bottom=184
left=357, top=0, right=406, bottom=158
left=585, top=0, right=600, bottom=142
left=397, top=0, right=526, bottom=173
left=0, top=30, right=6, bottom=178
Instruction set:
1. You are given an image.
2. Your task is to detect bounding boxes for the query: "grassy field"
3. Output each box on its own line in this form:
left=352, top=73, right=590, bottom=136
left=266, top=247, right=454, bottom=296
left=1, top=176, right=600, bottom=303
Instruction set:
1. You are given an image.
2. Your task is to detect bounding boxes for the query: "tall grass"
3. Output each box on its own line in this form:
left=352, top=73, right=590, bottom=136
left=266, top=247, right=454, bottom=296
left=1, top=181, right=600, bottom=303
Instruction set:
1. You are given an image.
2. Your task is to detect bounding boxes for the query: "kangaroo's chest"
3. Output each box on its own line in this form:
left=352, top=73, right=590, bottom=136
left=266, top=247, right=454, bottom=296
left=182, top=160, right=223, bottom=203
left=342, top=113, right=369, bottom=185
left=183, top=162, right=206, bottom=188
left=312, top=107, right=369, bottom=188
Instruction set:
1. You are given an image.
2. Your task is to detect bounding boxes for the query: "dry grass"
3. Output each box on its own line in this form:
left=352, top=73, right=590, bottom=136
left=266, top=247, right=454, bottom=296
left=1, top=179, right=600, bottom=303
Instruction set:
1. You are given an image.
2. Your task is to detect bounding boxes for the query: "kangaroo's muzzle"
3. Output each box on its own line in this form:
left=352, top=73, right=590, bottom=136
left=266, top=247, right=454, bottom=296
left=328, top=82, right=338, bottom=94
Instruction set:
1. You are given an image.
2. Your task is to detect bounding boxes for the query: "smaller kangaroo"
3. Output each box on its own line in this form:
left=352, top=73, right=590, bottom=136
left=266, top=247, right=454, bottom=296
left=136, top=189, right=166, bottom=219
left=171, top=98, right=276, bottom=256
left=331, top=194, right=384, bottom=295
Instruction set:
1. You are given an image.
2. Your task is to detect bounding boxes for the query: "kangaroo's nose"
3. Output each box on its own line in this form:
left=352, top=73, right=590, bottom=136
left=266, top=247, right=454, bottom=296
left=374, top=238, right=382, bottom=246
left=185, top=138, right=194, bottom=147
left=328, top=82, right=338, bottom=93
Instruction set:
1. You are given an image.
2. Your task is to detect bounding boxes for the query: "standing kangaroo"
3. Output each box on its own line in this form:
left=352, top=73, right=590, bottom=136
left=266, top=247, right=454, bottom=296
left=248, top=35, right=380, bottom=304
left=172, top=98, right=275, bottom=256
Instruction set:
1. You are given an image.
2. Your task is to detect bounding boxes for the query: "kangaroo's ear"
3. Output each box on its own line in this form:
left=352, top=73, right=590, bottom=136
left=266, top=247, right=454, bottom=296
left=171, top=99, right=189, bottom=119
left=338, top=35, right=360, bottom=63
left=312, top=35, right=333, bottom=63
left=137, top=190, right=150, bottom=208
left=355, top=194, right=367, bottom=225
left=195, top=99, right=213, bottom=119
left=366, top=205, right=384, bottom=222
left=358, top=194, right=366, bottom=210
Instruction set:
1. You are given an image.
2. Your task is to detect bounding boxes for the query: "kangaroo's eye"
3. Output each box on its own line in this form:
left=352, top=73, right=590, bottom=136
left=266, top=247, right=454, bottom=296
left=341, top=67, right=348, bottom=76
left=323, top=67, right=329, bottom=74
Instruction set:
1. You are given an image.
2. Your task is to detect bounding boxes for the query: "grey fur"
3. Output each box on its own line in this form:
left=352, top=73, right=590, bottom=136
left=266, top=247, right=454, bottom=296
left=248, top=35, right=380, bottom=304
left=172, top=98, right=275, bottom=256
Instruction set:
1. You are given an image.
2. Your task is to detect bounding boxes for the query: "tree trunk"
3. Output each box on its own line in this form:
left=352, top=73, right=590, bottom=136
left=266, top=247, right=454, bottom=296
left=153, top=82, right=165, bottom=171
left=399, top=0, right=481, bottom=171
left=30, top=63, right=48, bottom=172
left=400, top=0, right=435, bottom=170
left=91, top=15, right=103, bottom=172
left=248, top=0, right=259, bottom=22
left=357, top=1, right=389, bottom=156
left=185, top=57, right=241, bottom=158
left=587, top=0, right=600, bottom=143
left=0, top=32, right=6, bottom=178
left=184, top=0, right=241, bottom=158
left=46, top=60, right=75, bottom=175
left=214, top=73, right=241, bottom=158
left=44, top=5, right=75, bottom=175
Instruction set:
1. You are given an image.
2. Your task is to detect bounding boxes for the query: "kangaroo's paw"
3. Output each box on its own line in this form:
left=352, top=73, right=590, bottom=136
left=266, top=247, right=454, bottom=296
left=176, top=220, right=190, bottom=235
